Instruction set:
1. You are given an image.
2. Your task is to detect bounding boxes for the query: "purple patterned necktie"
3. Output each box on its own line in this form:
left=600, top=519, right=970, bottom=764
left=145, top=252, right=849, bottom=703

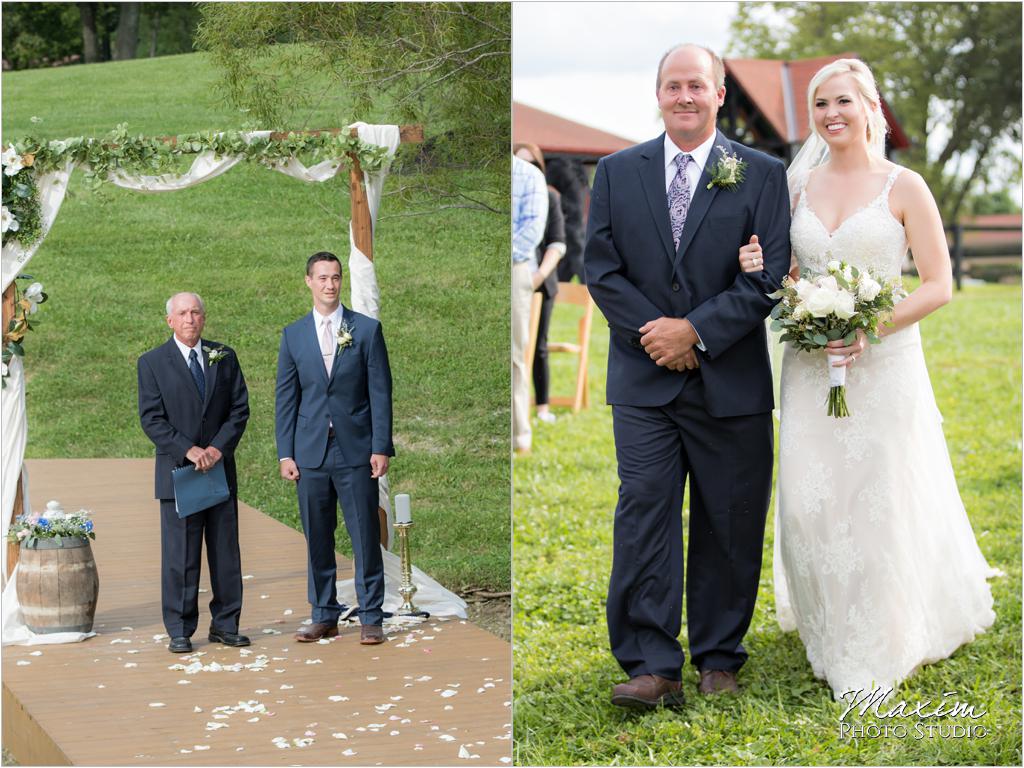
left=668, top=153, right=693, bottom=250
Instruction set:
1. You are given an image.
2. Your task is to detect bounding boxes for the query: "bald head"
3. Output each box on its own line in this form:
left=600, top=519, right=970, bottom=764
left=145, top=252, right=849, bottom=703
left=656, top=44, right=725, bottom=91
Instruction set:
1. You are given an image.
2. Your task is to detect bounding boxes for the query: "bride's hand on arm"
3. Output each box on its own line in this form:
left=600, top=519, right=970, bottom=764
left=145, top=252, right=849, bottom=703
left=738, top=235, right=763, bottom=272
left=882, top=172, right=953, bottom=337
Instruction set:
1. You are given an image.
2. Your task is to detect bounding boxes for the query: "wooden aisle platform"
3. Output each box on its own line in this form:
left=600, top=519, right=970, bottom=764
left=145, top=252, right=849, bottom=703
left=2, top=459, right=511, bottom=766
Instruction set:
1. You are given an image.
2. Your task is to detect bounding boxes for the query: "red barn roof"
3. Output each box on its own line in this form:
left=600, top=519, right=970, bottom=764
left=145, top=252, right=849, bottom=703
left=726, top=54, right=910, bottom=149
left=513, top=102, right=634, bottom=158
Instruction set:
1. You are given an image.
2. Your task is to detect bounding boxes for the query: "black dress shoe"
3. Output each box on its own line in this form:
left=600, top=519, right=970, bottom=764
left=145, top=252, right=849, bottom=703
left=168, top=636, right=192, bottom=653
left=208, top=628, right=251, bottom=647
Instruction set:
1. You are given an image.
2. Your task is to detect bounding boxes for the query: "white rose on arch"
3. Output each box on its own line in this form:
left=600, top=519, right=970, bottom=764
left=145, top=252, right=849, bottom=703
left=24, top=282, right=45, bottom=313
left=2, top=147, right=24, bottom=176
left=0, top=206, right=18, bottom=234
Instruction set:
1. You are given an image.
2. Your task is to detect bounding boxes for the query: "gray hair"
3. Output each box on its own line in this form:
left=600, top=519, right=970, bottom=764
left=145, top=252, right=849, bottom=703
left=656, top=44, right=726, bottom=91
left=165, top=292, right=206, bottom=317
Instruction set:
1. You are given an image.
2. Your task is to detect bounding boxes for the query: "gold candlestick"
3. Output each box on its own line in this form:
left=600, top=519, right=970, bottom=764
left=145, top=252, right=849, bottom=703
left=394, top=522, right=429, bottom=617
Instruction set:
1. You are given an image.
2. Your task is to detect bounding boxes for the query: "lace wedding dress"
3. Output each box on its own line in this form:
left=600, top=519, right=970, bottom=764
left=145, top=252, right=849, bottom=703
left=773, top=166, right=999, bottom=698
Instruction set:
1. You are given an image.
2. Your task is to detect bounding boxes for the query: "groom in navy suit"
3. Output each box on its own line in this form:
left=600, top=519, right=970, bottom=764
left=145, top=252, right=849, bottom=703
left=275, top=252, right=394, bottom=645
left=584, top=44, right=790, bottom=707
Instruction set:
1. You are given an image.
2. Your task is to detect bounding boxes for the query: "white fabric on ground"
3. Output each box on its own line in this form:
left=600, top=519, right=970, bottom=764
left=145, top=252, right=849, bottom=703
left=338, top=548, right=468, bottom=619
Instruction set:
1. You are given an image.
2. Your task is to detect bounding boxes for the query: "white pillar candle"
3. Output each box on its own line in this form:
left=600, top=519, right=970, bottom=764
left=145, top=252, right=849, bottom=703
left=395, top=494, right=412, bottom=524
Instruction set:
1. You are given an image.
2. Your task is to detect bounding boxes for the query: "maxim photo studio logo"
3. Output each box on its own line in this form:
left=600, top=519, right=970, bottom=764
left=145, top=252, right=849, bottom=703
left=838, top=686, right=989, bottom=741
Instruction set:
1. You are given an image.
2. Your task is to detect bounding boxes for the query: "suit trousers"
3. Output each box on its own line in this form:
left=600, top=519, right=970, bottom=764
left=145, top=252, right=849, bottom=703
left=159, top=496, right=243, bottom=638
left=607, top=375, right=773, bottom=680
left=512, top=262, right=533, bottom=450
left=297, top=436, right=384, bottom=626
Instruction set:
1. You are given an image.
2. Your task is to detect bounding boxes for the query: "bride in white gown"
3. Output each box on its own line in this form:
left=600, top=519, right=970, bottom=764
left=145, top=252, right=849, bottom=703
left=740, top=58, right=999, bottom=698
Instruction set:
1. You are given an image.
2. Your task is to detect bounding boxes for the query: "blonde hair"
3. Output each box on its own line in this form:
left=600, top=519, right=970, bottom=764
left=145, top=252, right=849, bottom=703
left=807, top=58, right=888, bottom=157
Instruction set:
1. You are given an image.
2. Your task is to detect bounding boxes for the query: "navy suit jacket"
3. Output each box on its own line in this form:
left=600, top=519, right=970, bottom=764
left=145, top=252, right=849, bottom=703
left=138, top=337, right=250, bottom=499
left=584, top=129, right=791, bottom=417
left=275, top=306, right=394, bottom=469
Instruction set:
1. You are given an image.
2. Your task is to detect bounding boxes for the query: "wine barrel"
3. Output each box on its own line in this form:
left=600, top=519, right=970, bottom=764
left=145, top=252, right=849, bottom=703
left=17, top=537, right=99, bottom=634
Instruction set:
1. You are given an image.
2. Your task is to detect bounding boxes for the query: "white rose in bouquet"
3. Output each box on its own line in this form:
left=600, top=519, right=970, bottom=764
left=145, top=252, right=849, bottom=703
left=833, top=289, right=856, bottom=320
left=826, top=260, right=842, bottom=273
left=793, top=278, right=816, bottom=302
left=805, top=286, right=838, bottom=318
left=792, top=301, right=810, bottom=320
left=857, top=275, right=882, bottom=301
left=817, top=275, right=839, bottom=293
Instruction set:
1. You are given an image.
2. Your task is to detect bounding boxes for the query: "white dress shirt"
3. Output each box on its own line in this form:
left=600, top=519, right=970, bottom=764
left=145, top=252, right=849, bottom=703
left=663, top=131, right=717, bottom=195
left=280, top=305, right=346, bottom=464
left=312, top=304, right=346, bottom=354
left=662, top=131, right=716, bottom=352
left=173, top=335, right=204, bottom=371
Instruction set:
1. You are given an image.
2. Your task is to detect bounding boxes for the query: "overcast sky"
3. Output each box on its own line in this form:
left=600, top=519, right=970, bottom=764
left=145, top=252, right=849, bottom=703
left=513, top=2, right=739, bottom=142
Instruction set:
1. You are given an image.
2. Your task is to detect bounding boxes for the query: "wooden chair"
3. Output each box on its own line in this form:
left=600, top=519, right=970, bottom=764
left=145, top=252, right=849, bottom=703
left=527, top=282, right=594, bottom=414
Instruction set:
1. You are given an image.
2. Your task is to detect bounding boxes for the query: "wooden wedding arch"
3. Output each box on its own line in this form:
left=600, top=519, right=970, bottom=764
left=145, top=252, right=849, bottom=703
left=3, top=123, right=424, bottom=578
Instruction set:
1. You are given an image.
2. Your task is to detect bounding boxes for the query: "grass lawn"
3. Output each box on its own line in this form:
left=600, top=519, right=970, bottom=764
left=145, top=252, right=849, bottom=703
left=513, top=282, right=1022, bottom=765
left=3, top=52, right=510, bottom=591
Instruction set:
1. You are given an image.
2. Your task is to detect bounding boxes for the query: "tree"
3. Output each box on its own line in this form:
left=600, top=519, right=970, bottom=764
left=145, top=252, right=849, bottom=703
left=113, top=2, right=141, bottom=61
left=1, top=3, right=197, bottom=69
left=1, top=3, right=82, bottom=68
left=195, top=2, right=510, bottom=169
left=729, top=2, right=1022, bottom=223
left=78, top=2, right=99, bottom=64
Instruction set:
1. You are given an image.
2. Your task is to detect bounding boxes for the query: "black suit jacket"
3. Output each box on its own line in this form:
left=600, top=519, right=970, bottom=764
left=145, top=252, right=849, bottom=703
left=138, top=337, right=250, bottom=499
left=584, top=129, right=791, bottom=417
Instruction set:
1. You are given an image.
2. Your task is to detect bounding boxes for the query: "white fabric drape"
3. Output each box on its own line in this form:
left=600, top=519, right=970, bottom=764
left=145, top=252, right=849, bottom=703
left=1, top=357, right=28, bottom=580
left=345, top=123, right=400, bottom=547
left=1, top=162, right=74, bottom=291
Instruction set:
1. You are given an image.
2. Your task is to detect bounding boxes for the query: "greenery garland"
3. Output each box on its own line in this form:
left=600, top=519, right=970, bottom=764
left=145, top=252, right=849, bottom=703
left=1, top=123, right=392, bottom=248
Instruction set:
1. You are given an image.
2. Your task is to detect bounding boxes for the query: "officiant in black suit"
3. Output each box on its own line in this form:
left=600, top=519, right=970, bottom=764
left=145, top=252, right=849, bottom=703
left=138, top=291, right=251, bottom=653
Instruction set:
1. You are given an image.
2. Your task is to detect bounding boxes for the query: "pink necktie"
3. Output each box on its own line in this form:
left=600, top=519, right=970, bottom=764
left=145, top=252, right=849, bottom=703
left=321, top=319, right=334, bottom=375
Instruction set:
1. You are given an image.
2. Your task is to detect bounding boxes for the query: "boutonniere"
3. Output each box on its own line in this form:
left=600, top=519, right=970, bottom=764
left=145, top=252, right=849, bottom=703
left=202, top=345, right=230, bottom=364
left=706, top=145, right=747, bottom=191
left=336, top=318, right=354, bottom=352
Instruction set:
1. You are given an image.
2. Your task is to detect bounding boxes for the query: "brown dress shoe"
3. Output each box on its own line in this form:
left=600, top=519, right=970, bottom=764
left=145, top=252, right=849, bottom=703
left=698, top=669, right=739, bottom=695
left=360, top=624, right=384, bottom=645
left=611, top=674, right=685, bottom=710
left=294, top=622, right=339, bottom=642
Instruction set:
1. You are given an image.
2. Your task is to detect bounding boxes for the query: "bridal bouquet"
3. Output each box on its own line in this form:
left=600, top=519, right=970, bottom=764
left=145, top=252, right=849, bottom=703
left=768, top=261, right=905, bottom=417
